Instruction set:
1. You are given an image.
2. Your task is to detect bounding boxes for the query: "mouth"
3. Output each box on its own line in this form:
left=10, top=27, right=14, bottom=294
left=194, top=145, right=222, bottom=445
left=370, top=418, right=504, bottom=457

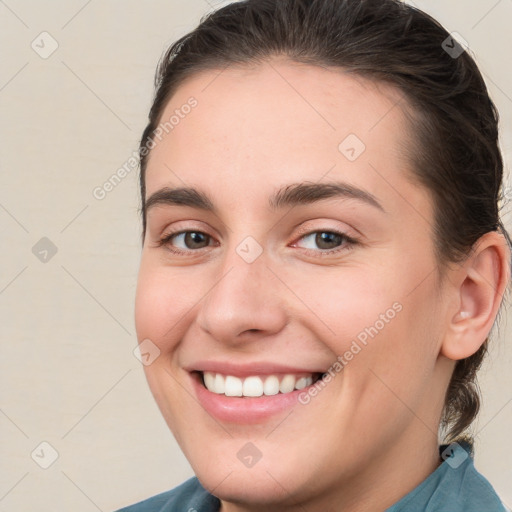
left=197, top=370, right=325, bottom=398
left=188, top=364, right=332, bottom=423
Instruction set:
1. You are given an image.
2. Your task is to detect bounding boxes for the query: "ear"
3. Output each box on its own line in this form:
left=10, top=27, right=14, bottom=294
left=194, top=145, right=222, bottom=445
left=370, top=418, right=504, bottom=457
left=441, top=231, right=511, bottom=361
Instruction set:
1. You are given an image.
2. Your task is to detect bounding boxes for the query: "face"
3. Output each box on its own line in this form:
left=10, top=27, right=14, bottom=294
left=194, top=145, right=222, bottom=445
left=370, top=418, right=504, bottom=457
left=135, top=58, right=454, bottom=509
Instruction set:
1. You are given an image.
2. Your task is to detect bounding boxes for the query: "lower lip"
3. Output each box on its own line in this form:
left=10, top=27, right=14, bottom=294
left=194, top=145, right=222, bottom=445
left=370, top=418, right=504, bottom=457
left=191, top=372, right=315, bottom=424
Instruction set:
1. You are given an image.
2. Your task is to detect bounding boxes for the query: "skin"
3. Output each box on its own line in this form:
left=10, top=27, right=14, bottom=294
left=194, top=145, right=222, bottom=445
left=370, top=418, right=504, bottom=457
left=134, top=58, right=510, bottom=512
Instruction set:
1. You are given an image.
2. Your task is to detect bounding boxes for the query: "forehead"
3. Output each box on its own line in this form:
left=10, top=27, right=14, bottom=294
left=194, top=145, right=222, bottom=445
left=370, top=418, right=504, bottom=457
left=144, top=58, right=424, bottom=216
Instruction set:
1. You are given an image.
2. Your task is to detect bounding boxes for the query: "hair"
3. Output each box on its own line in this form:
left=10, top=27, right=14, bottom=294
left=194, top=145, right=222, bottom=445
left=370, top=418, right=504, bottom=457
left=138, top=0, right=510, bottom=444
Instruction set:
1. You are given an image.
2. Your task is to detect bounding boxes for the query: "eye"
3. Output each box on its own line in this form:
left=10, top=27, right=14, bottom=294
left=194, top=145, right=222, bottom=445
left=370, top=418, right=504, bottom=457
left=157, top=230, right=214, bottom=254
left=156, top=228, right=358, bottom=257
left=293, top=229, right=358, bottom=254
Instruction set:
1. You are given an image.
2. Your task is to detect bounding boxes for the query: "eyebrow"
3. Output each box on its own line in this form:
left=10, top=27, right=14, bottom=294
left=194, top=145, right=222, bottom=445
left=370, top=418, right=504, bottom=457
left=145, top=181, right=385, bottom=214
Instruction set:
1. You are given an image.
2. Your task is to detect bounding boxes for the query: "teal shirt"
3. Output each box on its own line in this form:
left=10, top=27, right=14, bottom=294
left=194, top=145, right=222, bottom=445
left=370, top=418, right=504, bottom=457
left=115, top=442, right=509, bottom=511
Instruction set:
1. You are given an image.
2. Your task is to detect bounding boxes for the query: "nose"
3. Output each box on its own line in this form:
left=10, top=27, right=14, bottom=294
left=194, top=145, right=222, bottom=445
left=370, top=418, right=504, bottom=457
left=195, top=246, right=288, bottom=346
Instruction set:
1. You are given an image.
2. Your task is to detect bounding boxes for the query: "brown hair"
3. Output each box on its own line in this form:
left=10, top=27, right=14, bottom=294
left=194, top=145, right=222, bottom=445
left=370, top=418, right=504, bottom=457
left=138, top=0, right=510, bottom=443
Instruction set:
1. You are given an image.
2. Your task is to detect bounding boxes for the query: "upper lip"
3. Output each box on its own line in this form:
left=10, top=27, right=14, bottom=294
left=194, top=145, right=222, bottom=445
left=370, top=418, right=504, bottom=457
left=187, top=360, right=326, bottom=378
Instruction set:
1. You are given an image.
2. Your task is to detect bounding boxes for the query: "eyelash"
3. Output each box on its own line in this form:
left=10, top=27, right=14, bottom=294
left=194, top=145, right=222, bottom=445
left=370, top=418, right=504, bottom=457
left=156, top=228, right=359, bottom=257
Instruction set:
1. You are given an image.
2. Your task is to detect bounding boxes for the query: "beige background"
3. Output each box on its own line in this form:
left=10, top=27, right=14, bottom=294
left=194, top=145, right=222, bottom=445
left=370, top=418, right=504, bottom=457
left=0, top=1, right=511, bottom=510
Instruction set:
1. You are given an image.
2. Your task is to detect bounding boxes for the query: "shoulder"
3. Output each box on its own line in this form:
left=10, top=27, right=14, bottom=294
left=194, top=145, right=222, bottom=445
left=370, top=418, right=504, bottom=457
left=452, top=458, right=509, bottom=512
left=389, top=442, right=509, bottom=512
left=438, top=442, right=508, bottom=512
left=114, top=476, right=220, bottom=512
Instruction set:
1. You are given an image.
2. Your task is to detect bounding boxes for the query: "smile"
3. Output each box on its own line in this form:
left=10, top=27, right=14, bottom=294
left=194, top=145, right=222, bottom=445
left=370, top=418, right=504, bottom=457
left=202, top=371, right=324, bottom=397
left=189, top=364, right=330, bottom=423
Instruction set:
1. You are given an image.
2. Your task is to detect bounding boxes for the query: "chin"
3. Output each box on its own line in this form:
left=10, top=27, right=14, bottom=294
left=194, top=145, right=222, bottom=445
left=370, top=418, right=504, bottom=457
left=199, top=470, right=298, bottom=507
left=191, top=453, right=317, bottom=509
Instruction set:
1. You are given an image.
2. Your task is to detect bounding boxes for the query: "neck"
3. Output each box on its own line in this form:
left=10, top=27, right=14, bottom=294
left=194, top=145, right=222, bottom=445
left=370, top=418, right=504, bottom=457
left=219, top=431, right=442, bottom=512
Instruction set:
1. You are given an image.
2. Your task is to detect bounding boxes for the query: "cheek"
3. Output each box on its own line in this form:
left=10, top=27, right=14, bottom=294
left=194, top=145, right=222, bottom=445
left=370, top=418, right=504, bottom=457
left=279, top=264, right=397, bottom=348
left=341, top=280, right=442, bottom=427
left=290, top=261, right=440, bottom=398
left=134, top=263, right=194, bottom=351
left=134, top=264, right=197, bottom=429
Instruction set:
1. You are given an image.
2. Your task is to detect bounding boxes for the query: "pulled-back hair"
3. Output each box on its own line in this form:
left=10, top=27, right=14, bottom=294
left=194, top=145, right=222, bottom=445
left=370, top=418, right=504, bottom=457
left=138, top=0, right=510, bottom=443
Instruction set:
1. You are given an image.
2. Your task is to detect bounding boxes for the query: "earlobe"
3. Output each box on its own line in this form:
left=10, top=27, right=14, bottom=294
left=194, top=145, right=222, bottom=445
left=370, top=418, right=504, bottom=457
left=441, top=231, right=510, bottom=361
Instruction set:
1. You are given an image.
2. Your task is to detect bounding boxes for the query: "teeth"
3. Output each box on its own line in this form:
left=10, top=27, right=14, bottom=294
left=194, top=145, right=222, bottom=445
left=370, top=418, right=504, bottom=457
left=214, top=373, right=225, bottom=394
left=295, top=377, right=309, bottom=390
left=202, top=372, right=314, bottom=397
left=263, top=375, right=279, bottom=396
left=225, top=375, right=243, bottom=396
left=279, top=374, right=296, bottom=394
left=203, top=371, right=215, bottom=390
left=243, top=376, right=263, bottom=397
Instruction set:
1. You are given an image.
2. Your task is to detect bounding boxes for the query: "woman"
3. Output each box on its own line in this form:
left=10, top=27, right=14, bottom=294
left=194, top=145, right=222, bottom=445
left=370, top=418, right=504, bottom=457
left=117, top=0, right=511, bottom=510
